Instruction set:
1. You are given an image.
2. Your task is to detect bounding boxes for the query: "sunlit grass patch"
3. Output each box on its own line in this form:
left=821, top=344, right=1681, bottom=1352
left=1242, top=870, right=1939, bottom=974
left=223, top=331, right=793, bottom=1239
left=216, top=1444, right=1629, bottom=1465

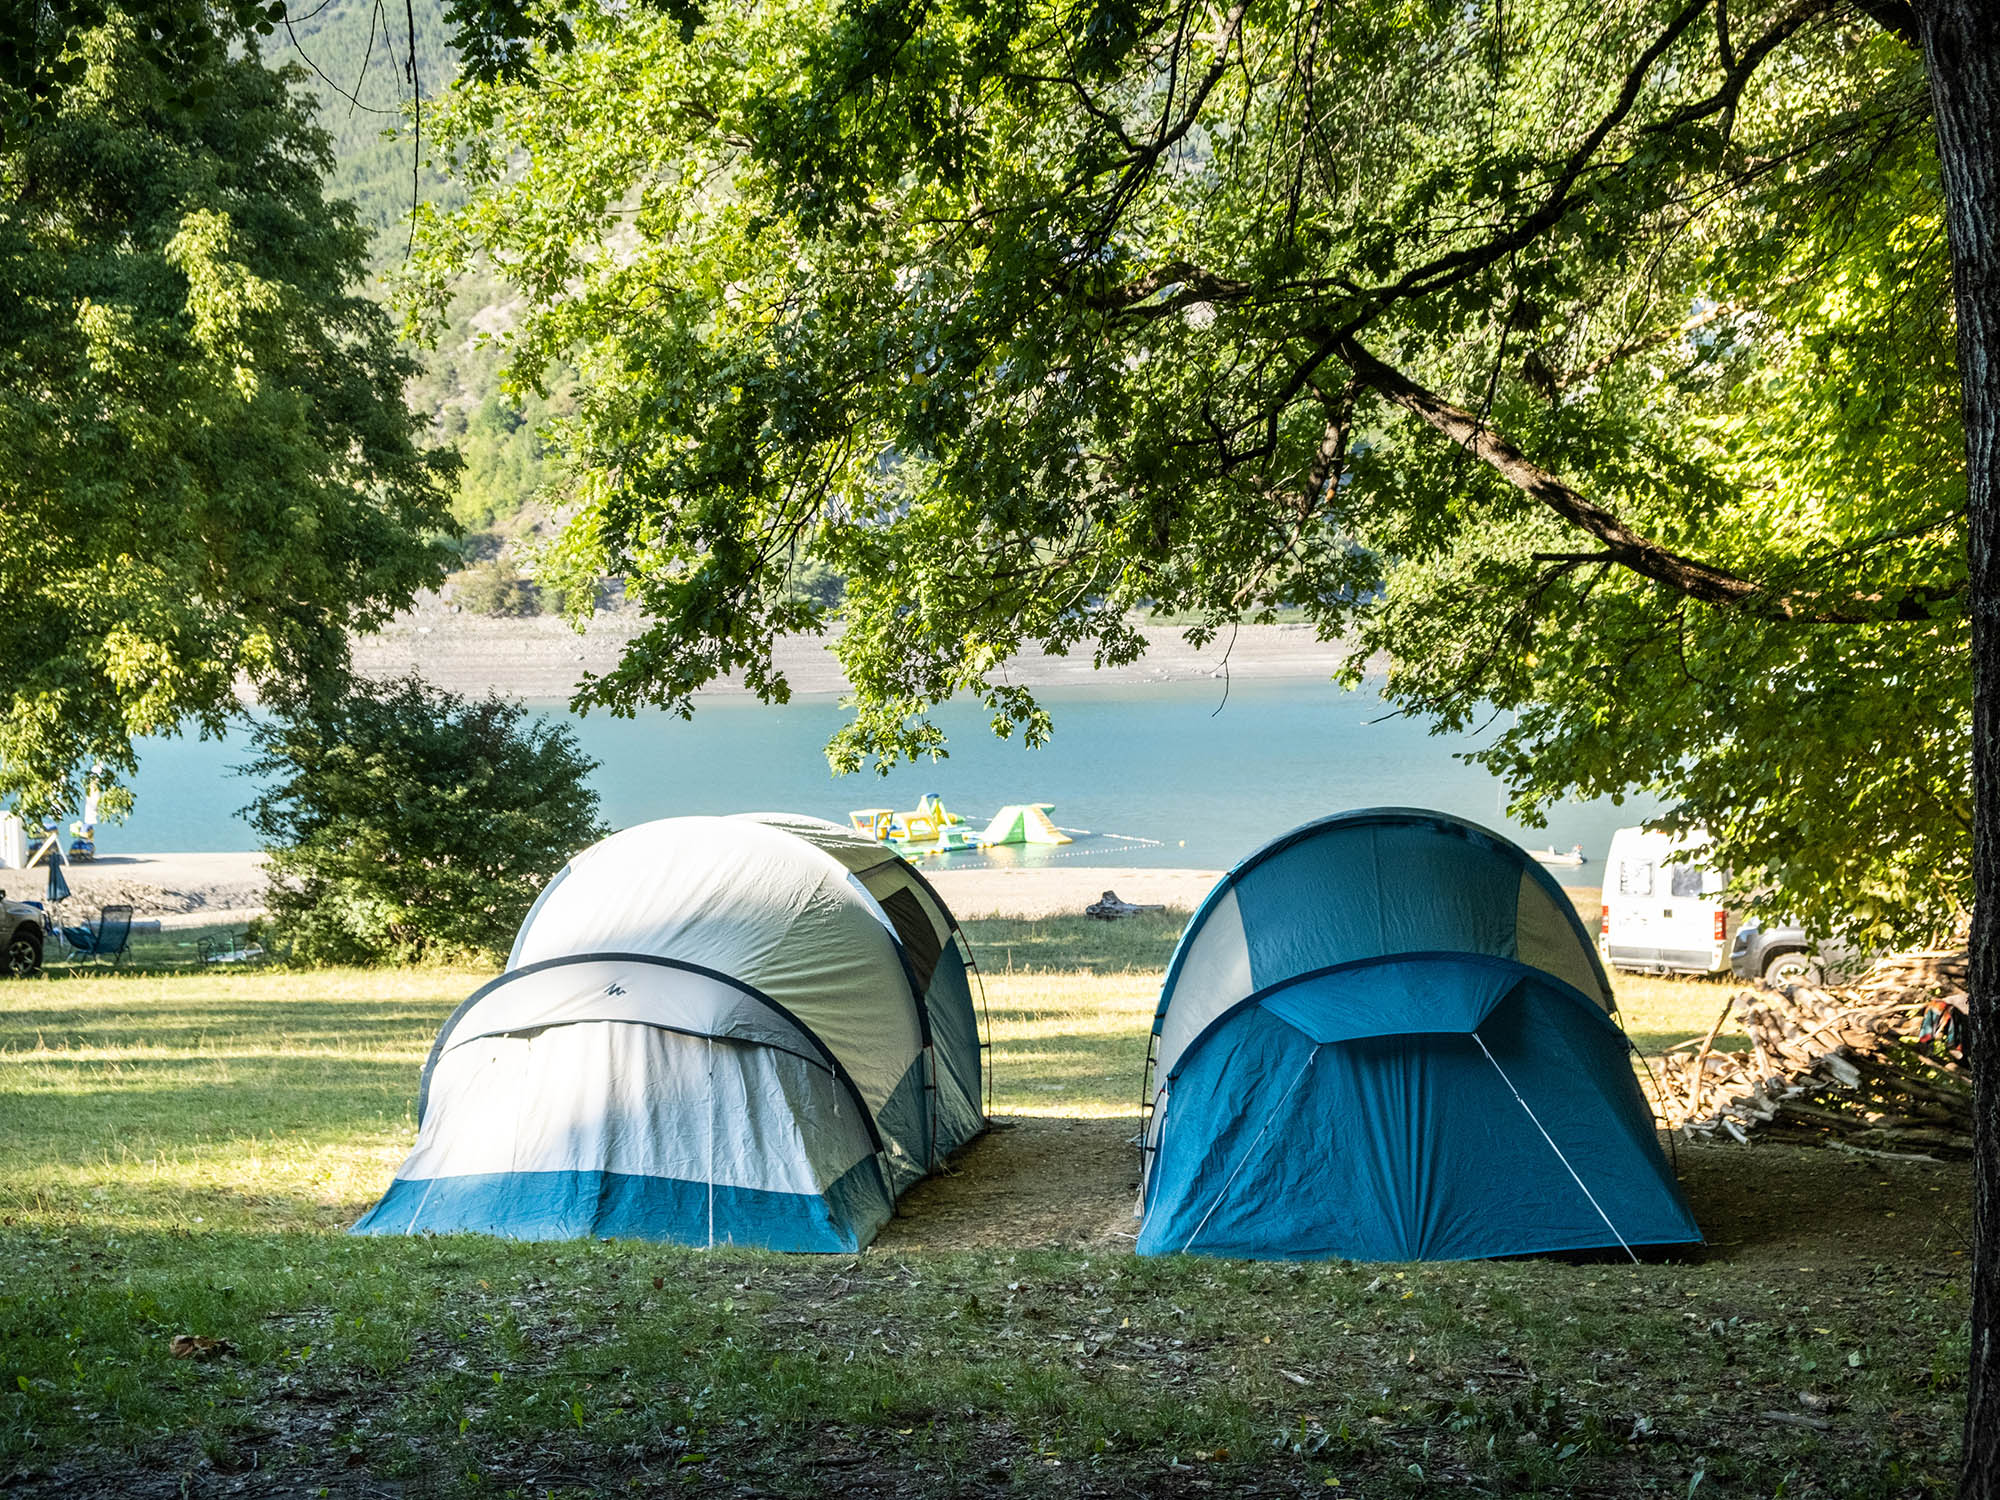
left=961, top=909, right=1187, bottom=974
left=982, top=972, right=1156, bottom=1118
left=0, top=968, right=475, bottom=1235
left=1614, top=969, right=1746, bottom=1054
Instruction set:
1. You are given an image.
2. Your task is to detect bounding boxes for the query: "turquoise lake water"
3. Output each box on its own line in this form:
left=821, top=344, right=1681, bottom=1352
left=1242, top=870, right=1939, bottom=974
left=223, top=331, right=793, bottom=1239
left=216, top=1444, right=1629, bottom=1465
left=110, top=679, right=1654, bottom=875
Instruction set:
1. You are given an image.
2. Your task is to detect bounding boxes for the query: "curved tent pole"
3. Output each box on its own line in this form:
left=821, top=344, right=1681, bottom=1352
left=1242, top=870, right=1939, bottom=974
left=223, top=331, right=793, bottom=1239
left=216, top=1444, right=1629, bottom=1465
left=1137, top=1078, right=1168, bottom=1214
left=1137, top=1029, right=1161, bottom=1128
left=417, top=952, right=888, bottom=1154
left=436, top=1014, right=847, bottom=1079
left=1148, top=806, right=1620, bottom=1059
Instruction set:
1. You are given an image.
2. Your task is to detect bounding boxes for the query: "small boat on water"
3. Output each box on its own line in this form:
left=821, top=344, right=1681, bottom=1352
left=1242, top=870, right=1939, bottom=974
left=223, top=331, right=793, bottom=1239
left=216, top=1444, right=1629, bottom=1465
left=1529, top=844, right=1587, bottom=868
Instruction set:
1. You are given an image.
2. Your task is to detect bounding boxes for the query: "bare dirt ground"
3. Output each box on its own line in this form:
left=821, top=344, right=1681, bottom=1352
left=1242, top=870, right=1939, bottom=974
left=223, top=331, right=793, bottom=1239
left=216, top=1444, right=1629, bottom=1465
left=876, top=1116, right=1972, bottom=1270
left=1673, top=1137, right=1971, bottom=1268
left=875, top=1117, right=1144, bottom=1252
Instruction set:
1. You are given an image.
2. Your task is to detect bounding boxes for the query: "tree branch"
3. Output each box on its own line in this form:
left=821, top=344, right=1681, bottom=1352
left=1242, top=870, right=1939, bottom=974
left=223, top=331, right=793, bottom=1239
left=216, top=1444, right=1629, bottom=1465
left=1352, top=0, right=1715, bottom=311
left=1851, top=0, right=1920, bottom=48
left=1228, top=380, right=1355, bottom=607
left=1082, top=0, right=1248, bottom=249
left=1647, top=0, right=1826, bottom=136
left=1333, top=334, right=1960, bottom=624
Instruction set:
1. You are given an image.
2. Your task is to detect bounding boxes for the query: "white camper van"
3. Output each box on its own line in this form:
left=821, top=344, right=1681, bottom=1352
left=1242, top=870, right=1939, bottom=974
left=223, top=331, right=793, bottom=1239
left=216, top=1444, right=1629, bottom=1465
left=1599, top=826, right=1732, bottom=975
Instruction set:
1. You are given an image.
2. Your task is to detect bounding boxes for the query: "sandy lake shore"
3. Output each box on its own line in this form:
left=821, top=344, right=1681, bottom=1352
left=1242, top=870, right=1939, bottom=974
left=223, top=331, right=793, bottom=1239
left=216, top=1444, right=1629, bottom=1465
left=0, top=851, right=1228, bottom=923
left=349, top=601, right=1361, bottom=703
left=6, top=852, right=1599, bottom=929
left=0, top=852, right=270, bottom=928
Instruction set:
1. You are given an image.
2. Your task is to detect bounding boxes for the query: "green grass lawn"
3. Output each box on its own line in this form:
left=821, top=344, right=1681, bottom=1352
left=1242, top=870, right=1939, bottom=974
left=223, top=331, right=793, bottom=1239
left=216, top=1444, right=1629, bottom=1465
left=0, top=920, right=1970, bottom=1498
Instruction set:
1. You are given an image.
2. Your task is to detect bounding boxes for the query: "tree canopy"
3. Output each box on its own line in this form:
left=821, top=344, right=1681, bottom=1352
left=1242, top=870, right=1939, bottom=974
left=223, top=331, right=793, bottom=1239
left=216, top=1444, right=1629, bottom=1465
left=0, top=6, right=456, bottom=821
left=408, top=0, right=1962, bottom=945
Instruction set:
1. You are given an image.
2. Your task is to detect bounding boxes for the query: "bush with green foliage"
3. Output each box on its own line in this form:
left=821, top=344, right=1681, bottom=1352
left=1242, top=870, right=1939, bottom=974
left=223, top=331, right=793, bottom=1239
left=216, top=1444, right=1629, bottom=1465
left=453, top=558, right=541, bottom=617
left=243, top=677, right=603, bottom=964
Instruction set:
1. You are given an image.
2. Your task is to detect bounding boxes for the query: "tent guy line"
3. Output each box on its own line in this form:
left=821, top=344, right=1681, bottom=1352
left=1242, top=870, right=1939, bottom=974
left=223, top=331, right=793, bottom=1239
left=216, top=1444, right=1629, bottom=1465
left=1472, top=1031, right=1640, bottom=1264
left=1180, top=1044, right=1323, bottom=1255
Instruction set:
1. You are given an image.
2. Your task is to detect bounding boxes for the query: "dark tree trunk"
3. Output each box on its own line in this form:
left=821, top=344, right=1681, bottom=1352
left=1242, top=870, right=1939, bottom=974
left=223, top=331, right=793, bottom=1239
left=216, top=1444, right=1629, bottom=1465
left=1914, top=0, right=2000, bottom=1494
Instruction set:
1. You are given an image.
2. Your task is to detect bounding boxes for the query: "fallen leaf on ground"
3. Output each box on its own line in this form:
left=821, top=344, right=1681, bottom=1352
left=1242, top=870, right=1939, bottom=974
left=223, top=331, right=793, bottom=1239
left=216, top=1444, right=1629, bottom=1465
left=169, top=1335, right=234, bottom=1361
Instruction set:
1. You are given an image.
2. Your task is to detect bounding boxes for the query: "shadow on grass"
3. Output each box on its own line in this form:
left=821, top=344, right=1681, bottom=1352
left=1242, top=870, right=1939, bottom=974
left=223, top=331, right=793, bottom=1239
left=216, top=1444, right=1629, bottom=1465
left=3, top=1172, right=382, bottom=1230
left=0, top=1199, right=1972, bottom=1500
left=33, top=922, right=280, bottom=978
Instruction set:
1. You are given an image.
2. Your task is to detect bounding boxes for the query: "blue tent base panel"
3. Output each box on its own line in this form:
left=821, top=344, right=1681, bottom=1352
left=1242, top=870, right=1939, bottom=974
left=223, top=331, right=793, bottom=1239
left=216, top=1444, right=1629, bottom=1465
left=1140, top=969, right=1701, bottom=1262
left=351, top=1156, right=892, bottom=1253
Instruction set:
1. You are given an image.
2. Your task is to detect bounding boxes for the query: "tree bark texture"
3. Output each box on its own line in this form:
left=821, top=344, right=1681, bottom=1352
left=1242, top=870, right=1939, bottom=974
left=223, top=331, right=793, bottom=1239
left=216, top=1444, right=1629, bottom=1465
left=1916, top=0, right=2000, bottom=1493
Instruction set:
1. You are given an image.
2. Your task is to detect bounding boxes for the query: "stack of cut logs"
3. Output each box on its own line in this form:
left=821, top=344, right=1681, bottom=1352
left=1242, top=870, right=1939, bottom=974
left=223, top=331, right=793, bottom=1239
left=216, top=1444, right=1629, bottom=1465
left=1656, top=950, right=1970, bottom=1158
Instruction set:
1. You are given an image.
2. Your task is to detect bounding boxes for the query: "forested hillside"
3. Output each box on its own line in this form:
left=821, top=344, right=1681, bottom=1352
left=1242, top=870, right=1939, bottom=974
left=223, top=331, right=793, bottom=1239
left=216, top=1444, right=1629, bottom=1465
left=266, top=1, right=560, bottom=572
left=265, top=0, right=453, bottom=240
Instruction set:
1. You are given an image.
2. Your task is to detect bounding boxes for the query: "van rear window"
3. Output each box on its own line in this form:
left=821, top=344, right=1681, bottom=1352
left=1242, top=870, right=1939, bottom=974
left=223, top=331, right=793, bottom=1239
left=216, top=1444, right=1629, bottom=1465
left=1618, top=861, right=1653, bottom=896
left=1669, top=866, right=1704, bottom=899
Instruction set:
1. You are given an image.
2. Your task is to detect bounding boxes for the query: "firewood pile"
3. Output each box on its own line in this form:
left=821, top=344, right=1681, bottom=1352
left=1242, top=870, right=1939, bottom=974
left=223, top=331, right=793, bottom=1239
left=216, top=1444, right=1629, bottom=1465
left=1656, top=950, right=1969, bottom=1158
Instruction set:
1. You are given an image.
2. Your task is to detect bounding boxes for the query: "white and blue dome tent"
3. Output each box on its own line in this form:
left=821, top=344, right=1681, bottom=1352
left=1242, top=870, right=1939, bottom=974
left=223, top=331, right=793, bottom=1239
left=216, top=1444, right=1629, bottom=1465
left=1138, top=808, right=1699, bottom=1262
left=353, top=814, right=986, bottom=1251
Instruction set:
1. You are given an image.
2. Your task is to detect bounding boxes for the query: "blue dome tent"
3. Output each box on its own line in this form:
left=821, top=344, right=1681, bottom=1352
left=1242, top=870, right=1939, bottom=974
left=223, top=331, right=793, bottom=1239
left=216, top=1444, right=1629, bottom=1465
left=354, top=814, right=985, bottom=1251
left=1138, top=809, right=1699, bottom=1261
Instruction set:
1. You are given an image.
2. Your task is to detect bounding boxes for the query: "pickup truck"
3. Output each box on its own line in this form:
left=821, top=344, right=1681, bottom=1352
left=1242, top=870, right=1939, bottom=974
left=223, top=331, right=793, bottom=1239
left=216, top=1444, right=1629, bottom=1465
left=1729, top=919, right=1861, bottom=986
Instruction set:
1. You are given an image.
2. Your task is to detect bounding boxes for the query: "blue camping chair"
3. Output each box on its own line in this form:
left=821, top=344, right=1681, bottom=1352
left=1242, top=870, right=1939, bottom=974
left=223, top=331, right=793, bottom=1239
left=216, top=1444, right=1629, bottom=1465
left=63, top=904, right=133, bottom=966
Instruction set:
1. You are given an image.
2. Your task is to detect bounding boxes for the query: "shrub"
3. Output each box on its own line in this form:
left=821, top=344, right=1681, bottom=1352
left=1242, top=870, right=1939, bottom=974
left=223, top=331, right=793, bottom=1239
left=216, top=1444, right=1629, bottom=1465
left=787, top=555, right=846, bottom=611
left=453, top=558, right=541, bottom=616
left=452, top=530, right=505, bottom=564
left=243, top=678, right=604, bottom=965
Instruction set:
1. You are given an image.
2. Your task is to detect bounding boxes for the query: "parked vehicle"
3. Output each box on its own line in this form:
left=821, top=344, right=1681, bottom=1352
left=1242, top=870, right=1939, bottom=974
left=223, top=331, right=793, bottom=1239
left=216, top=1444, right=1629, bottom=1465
left=2, top=898, right=47, bottom=977
left=1598, top=826, right=1732, bottom=975
left=1729, top=920, right=1861, bottom=985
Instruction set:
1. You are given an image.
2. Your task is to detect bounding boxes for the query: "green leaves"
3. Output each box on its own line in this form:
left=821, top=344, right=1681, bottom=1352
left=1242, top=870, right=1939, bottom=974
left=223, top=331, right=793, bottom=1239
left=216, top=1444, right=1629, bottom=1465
left=0, top=10, right=455, bottom=822
left=413, top=0, right=1960, bottom=938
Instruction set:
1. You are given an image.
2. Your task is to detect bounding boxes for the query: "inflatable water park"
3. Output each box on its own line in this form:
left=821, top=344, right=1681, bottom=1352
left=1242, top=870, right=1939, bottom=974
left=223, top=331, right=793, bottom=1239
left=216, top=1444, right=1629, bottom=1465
left=848, top=795, right=1073, bottom=856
